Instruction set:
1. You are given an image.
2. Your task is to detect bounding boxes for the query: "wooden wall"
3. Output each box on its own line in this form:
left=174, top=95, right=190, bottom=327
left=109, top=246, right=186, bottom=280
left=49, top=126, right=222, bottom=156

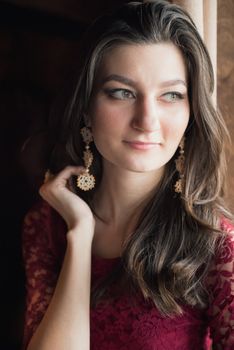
left=218, top=0, right=234, bottom=211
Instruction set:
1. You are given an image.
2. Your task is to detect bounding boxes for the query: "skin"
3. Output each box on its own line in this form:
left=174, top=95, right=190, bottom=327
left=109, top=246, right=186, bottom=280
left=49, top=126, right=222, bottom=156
left=27, top=42, right=190, bottom=349
left=89, top=43, right=190, bottom=257
left=90, top=43, right=189, bottom=174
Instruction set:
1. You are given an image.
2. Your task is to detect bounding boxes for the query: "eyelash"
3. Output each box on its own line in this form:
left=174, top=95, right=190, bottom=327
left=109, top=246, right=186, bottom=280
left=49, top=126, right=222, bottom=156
left=161, top=92, right=185, bottom=102
left=104, top=88, right=185, bottom=102
left=104, top=88, right=135, bottom=100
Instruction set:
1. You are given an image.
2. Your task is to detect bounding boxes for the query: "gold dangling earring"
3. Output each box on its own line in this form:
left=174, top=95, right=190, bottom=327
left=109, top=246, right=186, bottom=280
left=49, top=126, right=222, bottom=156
left=174, top=137, right=185, bottom=194
left=77, top=127, right=95, bottom=191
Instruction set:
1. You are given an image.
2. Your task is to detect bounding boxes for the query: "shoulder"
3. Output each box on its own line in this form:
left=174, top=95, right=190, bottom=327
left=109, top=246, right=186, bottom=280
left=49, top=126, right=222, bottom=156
left=22, top=200, right=66, bottom=349
left=23, top=199, right=52, bottom=228
left=215, top=218, right=234, bottom=266
left=22, top=199, right=67, bottom=260
left=205, top=218, right=234, bottom=346
left=206, top=217, right=234, bottom=292
left=220, top=217, right=234, bottom=237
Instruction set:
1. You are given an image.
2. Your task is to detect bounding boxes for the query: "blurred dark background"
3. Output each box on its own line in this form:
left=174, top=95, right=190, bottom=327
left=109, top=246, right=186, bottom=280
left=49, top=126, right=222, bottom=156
left=0, top=1, right=129, bottom=349
left=0, top=0, right=233, bottom=349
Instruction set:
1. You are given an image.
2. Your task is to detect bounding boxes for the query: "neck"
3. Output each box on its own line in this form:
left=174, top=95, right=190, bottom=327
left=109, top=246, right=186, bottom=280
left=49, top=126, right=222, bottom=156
left=92, top=161, right=164, bottom=228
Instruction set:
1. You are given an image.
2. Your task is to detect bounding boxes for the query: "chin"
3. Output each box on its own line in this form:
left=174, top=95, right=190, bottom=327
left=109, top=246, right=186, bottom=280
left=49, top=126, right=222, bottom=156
left=103, top=154, right=167, bottom=173
left=122, top=161, right=165, bottom=173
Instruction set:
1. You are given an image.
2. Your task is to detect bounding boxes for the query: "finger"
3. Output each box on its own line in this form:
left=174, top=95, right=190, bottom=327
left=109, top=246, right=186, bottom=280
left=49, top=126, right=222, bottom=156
left=55, top=166, right=86, bottom=185
left=41, top=166, right=84, bottom=193
left=43, top=170, right=55, bottom=184
left=67, top=176, right=76, bottom=192
left=39, top=166, right=85, bottom=201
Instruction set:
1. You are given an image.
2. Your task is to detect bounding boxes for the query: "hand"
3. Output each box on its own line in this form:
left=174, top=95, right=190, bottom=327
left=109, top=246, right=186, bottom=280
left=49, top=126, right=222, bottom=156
left=39, top=166, right=95, bottom=235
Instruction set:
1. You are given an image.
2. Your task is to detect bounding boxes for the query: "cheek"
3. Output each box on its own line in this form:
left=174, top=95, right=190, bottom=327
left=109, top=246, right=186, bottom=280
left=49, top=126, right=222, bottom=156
left=89, top=107, right=117, bottom=153
left=162, top=110, right=189, bottom=151
left=91, top=115, right=116, bottom=142
left=90, top=103, right=105, bottom=135
left=90, top=102, right=126, bottom=136
left=90, top=116, right=120, bottom=163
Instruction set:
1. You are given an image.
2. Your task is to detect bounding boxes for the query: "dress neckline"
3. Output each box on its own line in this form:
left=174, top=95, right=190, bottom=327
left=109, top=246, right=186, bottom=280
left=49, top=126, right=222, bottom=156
left=92, top=253, right=121, bottom=262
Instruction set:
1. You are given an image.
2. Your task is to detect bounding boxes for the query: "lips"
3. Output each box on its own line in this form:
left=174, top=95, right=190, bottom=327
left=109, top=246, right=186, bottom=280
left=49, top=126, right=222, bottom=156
left=123, top=140, right=162, bottom=150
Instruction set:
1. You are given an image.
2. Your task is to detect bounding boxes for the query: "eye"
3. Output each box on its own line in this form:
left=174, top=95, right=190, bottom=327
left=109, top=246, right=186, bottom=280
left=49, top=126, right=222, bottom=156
left=105, top=88, right=135, bottom=100
left=161, top=92, right=184, bottom=102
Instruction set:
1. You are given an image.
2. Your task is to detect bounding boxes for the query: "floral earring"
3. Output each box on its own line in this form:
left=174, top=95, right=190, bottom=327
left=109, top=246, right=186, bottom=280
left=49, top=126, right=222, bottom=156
left=77, top=127, right=95, bottom=191
left=174, top=137, right=185, bottom=194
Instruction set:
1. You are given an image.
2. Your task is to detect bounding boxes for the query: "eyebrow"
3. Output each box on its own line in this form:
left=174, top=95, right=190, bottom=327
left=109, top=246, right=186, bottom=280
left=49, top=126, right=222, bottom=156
left=101, top=74, right=187, bottom=88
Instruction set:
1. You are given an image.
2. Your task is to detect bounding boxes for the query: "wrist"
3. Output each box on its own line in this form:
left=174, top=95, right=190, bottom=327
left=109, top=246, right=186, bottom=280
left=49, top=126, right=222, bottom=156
left=67, top=224, right=95, bottom=246
left=67, top=215, right=95, bottom=232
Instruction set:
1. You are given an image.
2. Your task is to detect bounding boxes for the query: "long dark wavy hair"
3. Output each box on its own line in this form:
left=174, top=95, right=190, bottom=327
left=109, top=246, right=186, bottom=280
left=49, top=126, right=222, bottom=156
left=48, top=0, right=232, bottom=315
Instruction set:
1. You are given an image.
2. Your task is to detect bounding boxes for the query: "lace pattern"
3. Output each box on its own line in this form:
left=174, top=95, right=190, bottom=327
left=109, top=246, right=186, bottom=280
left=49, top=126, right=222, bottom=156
left=206, top=219, right=234, bottom=349
left=22, top=200, right=66, bottom=349
left=22, top=201, right=234, bottom=349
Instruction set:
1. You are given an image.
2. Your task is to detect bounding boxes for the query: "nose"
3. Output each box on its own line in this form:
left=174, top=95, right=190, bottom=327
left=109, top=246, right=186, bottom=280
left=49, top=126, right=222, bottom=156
left=131, top=95, right=161, bottom=132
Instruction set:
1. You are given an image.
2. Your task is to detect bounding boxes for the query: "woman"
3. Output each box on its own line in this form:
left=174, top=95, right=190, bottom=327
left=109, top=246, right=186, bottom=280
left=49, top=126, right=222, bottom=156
left=22, top=1, right=234, bottom=349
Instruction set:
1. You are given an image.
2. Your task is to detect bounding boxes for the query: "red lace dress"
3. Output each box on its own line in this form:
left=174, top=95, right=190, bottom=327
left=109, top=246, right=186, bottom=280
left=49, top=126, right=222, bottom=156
left=22, top=200, right=234, bottom=350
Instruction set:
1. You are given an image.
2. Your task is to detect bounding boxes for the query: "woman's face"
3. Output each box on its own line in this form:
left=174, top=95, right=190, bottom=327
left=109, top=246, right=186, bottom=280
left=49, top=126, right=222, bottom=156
left=88, top=43, right=190, bottom=174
